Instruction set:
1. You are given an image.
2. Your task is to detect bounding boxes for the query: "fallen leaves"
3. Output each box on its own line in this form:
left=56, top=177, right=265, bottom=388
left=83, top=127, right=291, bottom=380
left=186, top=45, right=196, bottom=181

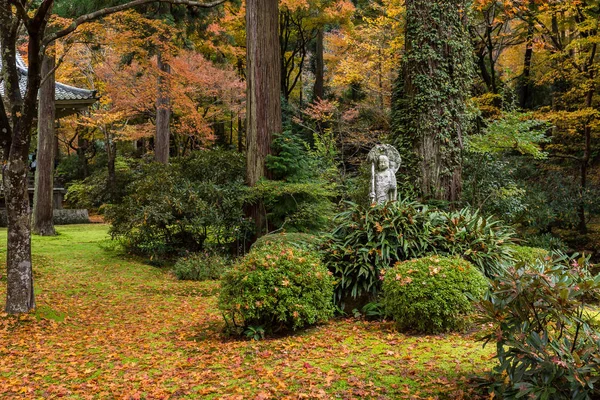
left=0, top=225, right=493, bottom=398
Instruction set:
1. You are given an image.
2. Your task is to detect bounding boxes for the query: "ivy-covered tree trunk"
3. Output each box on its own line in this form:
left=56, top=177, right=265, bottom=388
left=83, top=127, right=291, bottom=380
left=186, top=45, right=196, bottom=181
left=246, top=0, right=282, bottom=236
left=392, top=0, right=473, bottom=203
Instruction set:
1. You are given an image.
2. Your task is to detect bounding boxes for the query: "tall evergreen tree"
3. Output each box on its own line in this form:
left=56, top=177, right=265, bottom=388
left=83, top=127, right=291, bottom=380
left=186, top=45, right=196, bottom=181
left=245, top=0, right=282, bottom=236
left=392, top=0, right=474, bottom=202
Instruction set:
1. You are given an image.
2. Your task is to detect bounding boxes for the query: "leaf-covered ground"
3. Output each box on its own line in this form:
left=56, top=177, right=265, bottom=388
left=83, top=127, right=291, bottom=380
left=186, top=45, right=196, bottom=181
left=0, top=225, right=493, bottom=399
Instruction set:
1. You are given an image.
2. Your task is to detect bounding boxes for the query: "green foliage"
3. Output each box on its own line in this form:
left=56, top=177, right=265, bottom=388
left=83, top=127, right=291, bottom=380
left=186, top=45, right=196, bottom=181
left=382, top=256, right=487, bottom=334
left=427, top=207, right=515, bottom=277
left=322, top=200, right=514, bottom=307
left=172, top=251, right=231, bottom=281
left=219, top=243, right=335, bottom=333
left=508, top=245, right=549, bottom=267
left=477, top=253, right=600, bottom=399
left=323, top=200, right=432, bottom=306
left=250, top=180, right=336, bottom=233
left=462, top=153, right=528, bottom=224
left=244, top=325, right=265, bottom=341
left=523, top=233, right=568, bottom=252
left=266, top=130, right=314, bottom=183
left=468, top=112, right=550, bottom=159
left=65, top=157, right=137, bottom=209
left=250, top=130, right=337, bottom=233
left=251, top=232, right=325, bottom=252
left=105, top=150, right=249, bottom=257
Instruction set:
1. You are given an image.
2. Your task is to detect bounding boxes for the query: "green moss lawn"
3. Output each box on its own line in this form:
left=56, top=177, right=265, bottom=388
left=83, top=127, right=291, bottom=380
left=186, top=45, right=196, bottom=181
left=0, top=225, right=493, bottom=399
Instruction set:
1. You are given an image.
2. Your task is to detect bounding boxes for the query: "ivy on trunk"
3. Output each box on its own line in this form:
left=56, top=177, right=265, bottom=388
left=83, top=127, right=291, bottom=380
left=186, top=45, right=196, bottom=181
left=392, top=0, right=474, bottom=203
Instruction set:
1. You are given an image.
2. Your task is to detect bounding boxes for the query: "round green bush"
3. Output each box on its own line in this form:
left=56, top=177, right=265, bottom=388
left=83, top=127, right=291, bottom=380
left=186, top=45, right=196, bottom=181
left=509, top=245, right=549, bottom=266
left=173, top=252, right=230, bottom=281
left=219, top=243, right=335, bottom=333
left=251, top=232, right=324, bottom=252
left=381, top=256, right=488, bottom=334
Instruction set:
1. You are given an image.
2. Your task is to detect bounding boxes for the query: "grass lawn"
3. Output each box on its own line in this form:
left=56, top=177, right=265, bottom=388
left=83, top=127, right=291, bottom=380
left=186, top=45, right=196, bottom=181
left=0, top=225, right=493, bottom=399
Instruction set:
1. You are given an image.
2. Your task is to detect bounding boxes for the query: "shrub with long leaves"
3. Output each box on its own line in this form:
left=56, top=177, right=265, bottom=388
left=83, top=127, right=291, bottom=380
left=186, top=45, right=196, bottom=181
left=476, top=253, right=600, bottom=399
left=322, top=200, right=514, bottom=307
left=428, top=208, right=515, bottom=277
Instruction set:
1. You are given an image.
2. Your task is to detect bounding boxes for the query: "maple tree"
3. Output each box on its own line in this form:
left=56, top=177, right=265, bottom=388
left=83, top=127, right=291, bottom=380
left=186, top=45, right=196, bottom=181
left=0, top=0, right=225, bottom=314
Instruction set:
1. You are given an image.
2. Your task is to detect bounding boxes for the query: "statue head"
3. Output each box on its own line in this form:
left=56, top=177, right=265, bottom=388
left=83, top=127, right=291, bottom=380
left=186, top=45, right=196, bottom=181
left=377, top=155, right=390, bottom=171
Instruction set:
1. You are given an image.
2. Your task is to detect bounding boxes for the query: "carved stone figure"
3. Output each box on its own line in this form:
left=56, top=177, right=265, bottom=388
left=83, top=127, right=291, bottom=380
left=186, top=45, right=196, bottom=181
left=368, top=145, right=401, bottom=205
left=375, top=155, right=397, bottom=204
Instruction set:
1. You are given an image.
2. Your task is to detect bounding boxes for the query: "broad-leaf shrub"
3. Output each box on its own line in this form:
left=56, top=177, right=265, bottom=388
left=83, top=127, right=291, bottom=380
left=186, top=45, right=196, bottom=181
left=65, top=157, right=138, bottom=209
left=105, top=151, right=248, bottom=257
left=382, top=256, right=487, bottom=334
left=173, top=252, right=231, bottom=281
left=219, top=243, right=335, bottom=333
left=477, top=254, right=600, bottom=399
left=322, top=201, right=513, bottom=306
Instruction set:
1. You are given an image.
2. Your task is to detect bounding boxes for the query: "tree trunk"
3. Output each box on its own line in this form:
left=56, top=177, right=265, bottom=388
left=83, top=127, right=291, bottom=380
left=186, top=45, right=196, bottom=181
left=392, top=0, right=473, bottom=203
left=246, top=0, right=282, bottom=235
left=237, top=115, right=244, bottom=153
left=32, top=52, right=56, bottom=236
left=578, top=85, right=594, bottom=234
left=4, top=153, right=35, bottom=314
left=104, top=127, right=117, bottom=202
left=155, top=51, right=171, bottom=164
left=313, top=28, right=324, bottom=101
left=1, top=21, right=46, bottom=314
left=77, top=134, right=90, bottom=178
left=521, top=11, right=534, bottom=109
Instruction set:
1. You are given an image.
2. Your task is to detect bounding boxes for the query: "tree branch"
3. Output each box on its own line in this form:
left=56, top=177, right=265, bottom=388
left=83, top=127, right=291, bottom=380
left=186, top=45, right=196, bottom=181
left=7, top=0, right=30, bottom=28
left=43, top=0, right=226, bottom=45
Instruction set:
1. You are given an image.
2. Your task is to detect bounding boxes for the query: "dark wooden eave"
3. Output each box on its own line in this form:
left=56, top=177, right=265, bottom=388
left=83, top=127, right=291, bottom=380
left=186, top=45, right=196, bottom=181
left=0, top=52, right=99, bottom=117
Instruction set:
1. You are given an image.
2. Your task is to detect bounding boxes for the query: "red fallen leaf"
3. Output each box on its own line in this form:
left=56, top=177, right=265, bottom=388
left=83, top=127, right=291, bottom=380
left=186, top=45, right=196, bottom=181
left=303, top=362, right=313, bottom=369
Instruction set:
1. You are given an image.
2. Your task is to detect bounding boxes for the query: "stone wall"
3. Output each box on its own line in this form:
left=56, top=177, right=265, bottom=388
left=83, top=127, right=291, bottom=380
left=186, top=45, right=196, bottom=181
left=0, top=209, right=89, bottom=227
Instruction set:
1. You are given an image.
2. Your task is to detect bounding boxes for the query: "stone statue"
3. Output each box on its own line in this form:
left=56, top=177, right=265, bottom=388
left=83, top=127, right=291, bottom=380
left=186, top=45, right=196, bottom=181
left=368, top=145, right=401, bottom=205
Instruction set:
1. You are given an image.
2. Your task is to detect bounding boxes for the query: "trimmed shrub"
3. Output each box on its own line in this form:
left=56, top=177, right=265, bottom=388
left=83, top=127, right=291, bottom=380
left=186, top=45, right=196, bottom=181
left=508, top=245, right=549, bottom=266
left=219, top=243, right=334, bottom=333
left=173, top=252, right=230, bottom=281
left=381, top=256, right=488, bottom=334
left=477, top=253, right=600, bottom=399
left=251, top=232, right=325, bottom=252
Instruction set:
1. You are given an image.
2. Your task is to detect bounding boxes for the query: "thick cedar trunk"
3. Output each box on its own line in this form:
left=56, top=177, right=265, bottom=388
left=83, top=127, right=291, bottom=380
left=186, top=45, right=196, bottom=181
left=246, top=0, right=282, bottom=236
left=33, top=53, right=57, bottom=236
left=313, top=28, right=324, bottom=101
left=155, top=51, right=171, bottom=164
left=396, top=0, right=471, bottom=203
